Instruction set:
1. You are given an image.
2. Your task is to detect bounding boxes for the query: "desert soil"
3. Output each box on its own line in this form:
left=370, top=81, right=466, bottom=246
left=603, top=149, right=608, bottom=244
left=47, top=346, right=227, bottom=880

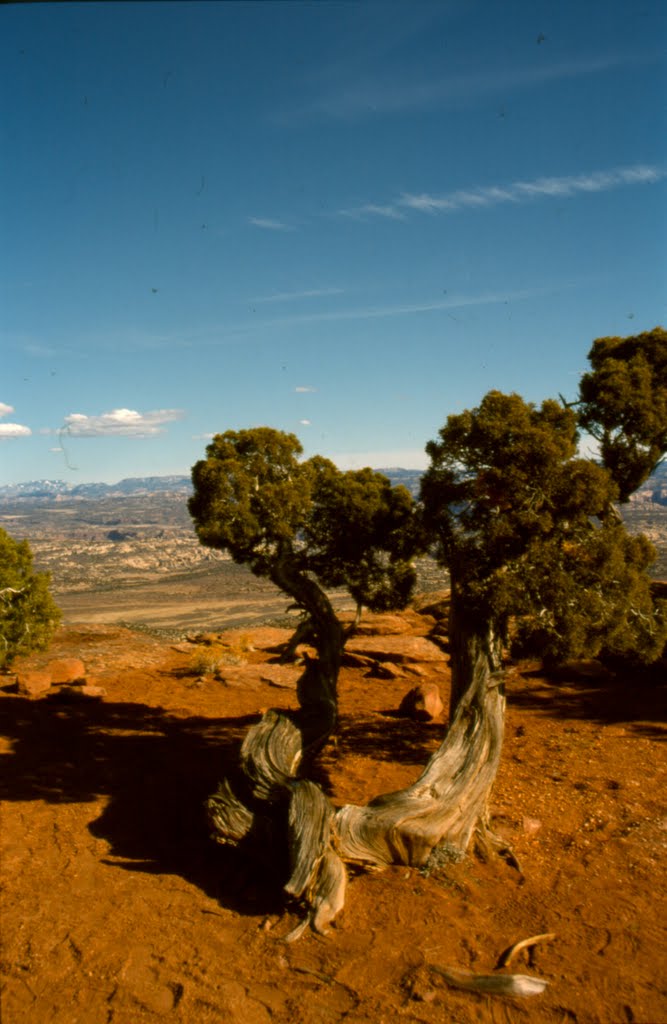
left=1, top=596, right=666, bottom=1024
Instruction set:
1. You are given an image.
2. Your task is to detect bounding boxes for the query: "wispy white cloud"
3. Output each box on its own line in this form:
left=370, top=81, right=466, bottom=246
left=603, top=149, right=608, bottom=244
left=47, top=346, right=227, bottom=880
left=253, top=287, right=344, bottom=304
left=248, top=217, right=294, bottom=231
left=0, top=403, right=31, bottom=439
left=340, top=164, right=666, bottom=221
left=192, top=433, right=215, bottom=441
left=295, top=385, right=317, bottom=393
left=299, top=419, right=312, bottom=426
left=60, top=408, right=185, bottom=438
left=0, top=423, right=31, bottom=439
left=337, top=203, right=407, bottom=221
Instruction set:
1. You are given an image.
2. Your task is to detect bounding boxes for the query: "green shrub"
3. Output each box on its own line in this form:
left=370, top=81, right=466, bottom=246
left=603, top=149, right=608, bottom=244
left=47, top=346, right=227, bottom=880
left=0, top=528, right=61, bottom=669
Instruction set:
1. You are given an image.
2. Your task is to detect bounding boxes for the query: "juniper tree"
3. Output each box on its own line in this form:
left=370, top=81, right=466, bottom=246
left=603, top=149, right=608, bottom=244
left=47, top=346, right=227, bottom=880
left=189, top=428, right=419, bottom=744
left=190, top=329, right=666, bottom=937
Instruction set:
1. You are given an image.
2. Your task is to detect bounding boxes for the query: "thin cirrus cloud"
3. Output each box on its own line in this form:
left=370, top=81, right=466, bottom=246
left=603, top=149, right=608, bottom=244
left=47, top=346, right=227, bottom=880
left=294, top=385, right=318, bottom=393
left=246, top=285, right=564, bottom=330
left=339, top=164, right=666, bottom=221
left=253, top=287, right=344, bottom=304
left=286, top=52, right=657, bottom=122
left=337, top=203, right=407, bottom=221
left=188, top=284, right=566, bottom=345
left=0, top=402, right=31, bottom=439
left=248, top=216, right=294, bottom=231
left=60, top=408, right=185, bottom=438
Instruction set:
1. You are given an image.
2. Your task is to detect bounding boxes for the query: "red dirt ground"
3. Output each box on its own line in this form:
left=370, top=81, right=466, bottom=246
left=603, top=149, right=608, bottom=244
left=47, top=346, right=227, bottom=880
left=1, top=599, right=666, bottom=1024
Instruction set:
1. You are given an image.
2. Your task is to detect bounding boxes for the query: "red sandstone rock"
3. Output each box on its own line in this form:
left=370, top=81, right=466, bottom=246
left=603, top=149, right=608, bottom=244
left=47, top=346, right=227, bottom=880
left=46, top=658, right=86, bottom=684
left=398, top=682, right=444, bottom=722
left=16, top=670, right=52, bottom=697
left=347, top=634, right=447, bottom=665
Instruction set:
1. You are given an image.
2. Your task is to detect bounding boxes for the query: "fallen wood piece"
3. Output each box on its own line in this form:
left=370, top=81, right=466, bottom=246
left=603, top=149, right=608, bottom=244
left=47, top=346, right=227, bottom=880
left=431, top=965, right=549, bottom=997
left=496, top=932, right=556, bottom=968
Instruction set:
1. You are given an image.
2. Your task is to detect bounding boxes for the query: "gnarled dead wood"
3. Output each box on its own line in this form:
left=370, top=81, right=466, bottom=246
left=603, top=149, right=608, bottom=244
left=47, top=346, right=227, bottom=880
left=285, top=779, right=335, bottom=899
left=207, top=777, right=255, bottom=845
left=206, top=649, right=346, bottom=936
left=240, top=709, right=303, bottom=802
left=283, top=779, right=347, bottom=938
left=335, top=618, right=505, bottom=866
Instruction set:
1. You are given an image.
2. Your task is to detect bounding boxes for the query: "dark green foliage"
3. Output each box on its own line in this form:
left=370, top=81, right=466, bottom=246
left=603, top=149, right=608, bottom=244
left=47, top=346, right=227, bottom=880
left=303, top=457, right=420, bottom=611
left=422, top=381, right=667, bottom=666
left=0, top=528, right=61, bottom=669
left=189, top=428, right=311, bottom=574
left=578, top=327, right=667, bottom=501
left=189, top=427, right=420, bottom=614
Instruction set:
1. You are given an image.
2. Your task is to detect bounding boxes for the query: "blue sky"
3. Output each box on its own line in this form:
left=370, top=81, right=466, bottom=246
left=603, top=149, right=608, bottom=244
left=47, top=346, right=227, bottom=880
left=2, top=0, right=666, bottom=484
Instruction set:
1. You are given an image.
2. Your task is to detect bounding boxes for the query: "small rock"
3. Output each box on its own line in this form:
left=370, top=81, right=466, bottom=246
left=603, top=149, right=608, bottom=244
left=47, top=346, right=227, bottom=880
left=369, top=662, right=405, bottom=680
left=47, top=658, right=86, bottom=684
left=16, top=670, right=52, bottom=697
left=405, top=664, right=430, bottom=677
left=522, top=816, right=542, bottom=836
left=341, top=651, right=377, bottom=669
left=399, top=682, right=444, bottom=721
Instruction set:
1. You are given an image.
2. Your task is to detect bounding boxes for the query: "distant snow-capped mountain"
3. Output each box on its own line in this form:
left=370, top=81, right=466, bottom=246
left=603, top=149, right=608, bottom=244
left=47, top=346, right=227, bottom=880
left=0, top=476, right=192, bottom=499
left=0, top=463, right=664, bottom=503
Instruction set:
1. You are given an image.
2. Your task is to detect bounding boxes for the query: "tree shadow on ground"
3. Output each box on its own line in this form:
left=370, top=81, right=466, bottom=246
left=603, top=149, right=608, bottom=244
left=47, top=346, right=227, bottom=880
left=334, top=712, right=444, bottom=768
left=509, top=662, right=667, bottom=730
left=0, top=695, right=290, bottom=916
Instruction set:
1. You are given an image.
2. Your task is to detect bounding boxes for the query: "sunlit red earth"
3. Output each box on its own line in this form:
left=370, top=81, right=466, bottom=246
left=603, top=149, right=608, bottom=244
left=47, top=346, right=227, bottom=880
left=1, top=595, right=665, bottom=1023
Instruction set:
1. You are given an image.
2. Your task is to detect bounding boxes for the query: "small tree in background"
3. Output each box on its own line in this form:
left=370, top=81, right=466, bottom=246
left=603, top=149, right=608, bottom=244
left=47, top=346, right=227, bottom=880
left=0, top=529, right=61, bottom=670
left=578, top=326, right=667, bottom=502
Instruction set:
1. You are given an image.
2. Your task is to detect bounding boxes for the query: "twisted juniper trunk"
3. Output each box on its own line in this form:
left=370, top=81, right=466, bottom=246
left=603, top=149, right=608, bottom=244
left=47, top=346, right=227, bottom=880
left=269, top=558, right=343, bottom=756
left=207, top=579, right=508, bottom=936
left=335, top=589, right=506, bottom=866
left=206, top=556, right=348, bottom=935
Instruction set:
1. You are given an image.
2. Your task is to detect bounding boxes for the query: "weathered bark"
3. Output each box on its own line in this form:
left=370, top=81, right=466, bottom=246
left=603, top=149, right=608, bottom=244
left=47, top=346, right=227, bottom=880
left=335, top=593, right=506, bottom=866
left=270, top=556, right=343, bottom=749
